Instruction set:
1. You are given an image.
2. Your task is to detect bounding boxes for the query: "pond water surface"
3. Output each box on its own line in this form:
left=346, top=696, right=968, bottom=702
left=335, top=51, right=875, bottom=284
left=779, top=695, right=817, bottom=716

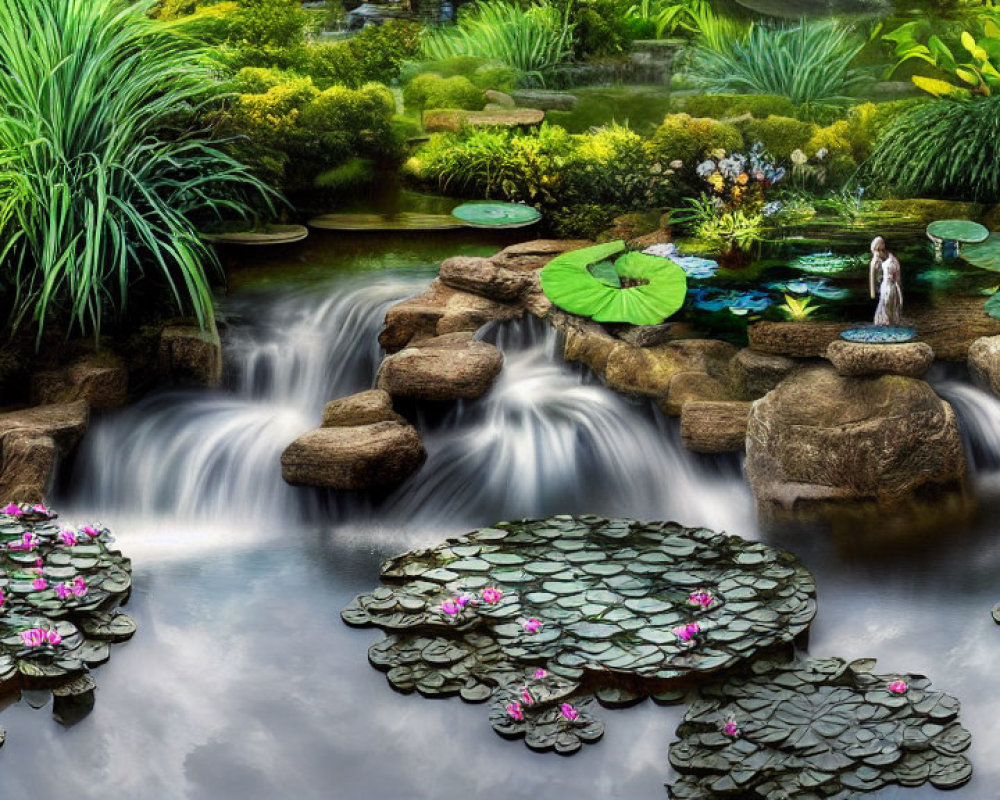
left=1, top=234, right=998, bottom=799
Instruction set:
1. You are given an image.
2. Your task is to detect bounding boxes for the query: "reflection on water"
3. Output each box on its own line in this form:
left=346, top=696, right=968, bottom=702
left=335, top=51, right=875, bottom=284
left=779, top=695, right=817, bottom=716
left=3, top=259, right=994, bottom=798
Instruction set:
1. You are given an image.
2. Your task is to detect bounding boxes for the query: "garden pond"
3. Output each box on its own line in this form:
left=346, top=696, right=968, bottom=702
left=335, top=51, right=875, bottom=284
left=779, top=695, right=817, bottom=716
left=3, top=230, right=1000, bottom=799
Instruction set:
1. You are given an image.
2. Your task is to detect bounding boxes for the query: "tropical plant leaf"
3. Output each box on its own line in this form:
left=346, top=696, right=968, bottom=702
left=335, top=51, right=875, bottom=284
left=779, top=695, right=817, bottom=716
left=540, top=241, right=688, bottom=325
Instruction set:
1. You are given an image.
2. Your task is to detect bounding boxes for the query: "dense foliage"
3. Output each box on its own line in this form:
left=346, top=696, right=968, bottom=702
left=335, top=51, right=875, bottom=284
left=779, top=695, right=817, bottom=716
left=0, top=0, right=271, bottom=342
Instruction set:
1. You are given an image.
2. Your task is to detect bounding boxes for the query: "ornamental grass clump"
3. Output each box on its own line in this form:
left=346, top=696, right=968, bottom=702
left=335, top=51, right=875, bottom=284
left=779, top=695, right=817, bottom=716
left=420, top=0, right=575, bottom=85
left=0, top=0, right=273, bottom=343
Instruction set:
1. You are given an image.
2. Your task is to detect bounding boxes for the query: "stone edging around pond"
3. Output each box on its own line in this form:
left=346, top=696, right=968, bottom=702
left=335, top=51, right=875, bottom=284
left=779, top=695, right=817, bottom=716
left=285, top=239, right=999, bottom=523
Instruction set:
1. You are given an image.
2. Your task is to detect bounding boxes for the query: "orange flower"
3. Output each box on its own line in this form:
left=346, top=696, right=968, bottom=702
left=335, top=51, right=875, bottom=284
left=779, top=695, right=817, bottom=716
left=737, top=172, right=749, bottom=185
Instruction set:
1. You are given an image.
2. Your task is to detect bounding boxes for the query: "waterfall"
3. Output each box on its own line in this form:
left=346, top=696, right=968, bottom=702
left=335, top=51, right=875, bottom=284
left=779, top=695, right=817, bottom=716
left=61, top=272, right=753, bottom=536
left=936, top=380, right=1000, bottom=474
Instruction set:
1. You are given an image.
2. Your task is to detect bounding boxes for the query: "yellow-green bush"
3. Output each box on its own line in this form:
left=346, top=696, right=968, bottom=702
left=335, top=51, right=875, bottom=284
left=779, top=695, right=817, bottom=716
left=401, top=56, right=518, bottom=92
left=646, top=113, right=743, bottom=167
left=403, top=74, right=487, bottom=113
left=842, top=99, right=926, bottom=163
left=738, top=116, right=817, bottom=161
left=680, top=94, right=797, bottom=121
left=805, top=120, right=852, bottom=159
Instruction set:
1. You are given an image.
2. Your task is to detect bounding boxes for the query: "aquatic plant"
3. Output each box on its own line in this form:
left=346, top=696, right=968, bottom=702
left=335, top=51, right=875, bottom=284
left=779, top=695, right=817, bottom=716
left=669, top=656, right=972, bottom=797
left=688, top=20, right=870, bottom=118
left=688, top=287, right=775, bottom=315
left=420, top=1, right=575, bottom=84
left=539, top=241, right=688, bottom=325
left=889, top=679, right=908, bottom=694
left=870, top=95, right=1000, bottom=202
left=778, top=294, right=822, bottom=321
left=343, top=515, right=817, bottom=754
left=765, top=278, right=849, bottom=300
left=0, top=0, right=274, bottom=344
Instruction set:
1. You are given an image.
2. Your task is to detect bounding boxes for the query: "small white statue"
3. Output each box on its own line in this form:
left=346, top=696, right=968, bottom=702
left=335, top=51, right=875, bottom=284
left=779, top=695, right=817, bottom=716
left=869, top=236, right=903, bottom=327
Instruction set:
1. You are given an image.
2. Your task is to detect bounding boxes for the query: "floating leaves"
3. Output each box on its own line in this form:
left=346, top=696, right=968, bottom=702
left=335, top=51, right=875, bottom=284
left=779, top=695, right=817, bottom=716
left=342, top=515, right=817, bottom=754
left=668, top=656, right=972, bottom=798
left=0, top=504, right=134, bottom=736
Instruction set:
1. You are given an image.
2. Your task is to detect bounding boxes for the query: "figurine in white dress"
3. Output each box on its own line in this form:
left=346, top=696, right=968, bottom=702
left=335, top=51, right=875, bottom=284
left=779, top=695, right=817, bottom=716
left=869, top=236, right=902, bottom=327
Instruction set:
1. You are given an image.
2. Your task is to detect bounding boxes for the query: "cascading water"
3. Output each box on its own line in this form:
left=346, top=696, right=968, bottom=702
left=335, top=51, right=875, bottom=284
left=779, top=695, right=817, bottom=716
left=935, top=380, right=1000, bottom=474
left=62, top=270, right=751, bottom=537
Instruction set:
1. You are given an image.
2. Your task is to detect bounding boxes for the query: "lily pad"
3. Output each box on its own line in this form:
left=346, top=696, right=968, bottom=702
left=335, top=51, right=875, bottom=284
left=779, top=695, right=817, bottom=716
left=668, top=656, right=972, bottom=799
left=926, top=219, right=989, bottom=244
left=540, top=242, right=688, bottom=325
left=450, top=202, right=541, bottom=229
left=764, top=277, right=849, bottom=300
left=789, top=251, right=865, bottom=275
left=962, top=233, right=1000, bottom=272
left=344, top=516, right=816, bottom=755
left=688, top=287, right=774, bottom=315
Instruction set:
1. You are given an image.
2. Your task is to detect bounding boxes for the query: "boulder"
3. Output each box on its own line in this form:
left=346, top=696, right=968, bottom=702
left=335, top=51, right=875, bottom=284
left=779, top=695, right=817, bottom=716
left=438, top=255, right=532, bottom=302
left=0, top=402, right=89, bottom=503
left=510, top=90, right=579, bottom=110
left=660, top=371, right=732, bottom=416
left=32, top=353, right=128, bottom=408
left=484, top=90, right=516, bottom=108
left=158, top=324, right=222, bottom=388
left=281, top=421, right=424, bottom=490
left=745, top=366, right=966, bottom=520
left=379, top=280, right=519, bottom=353
left=422, top=108, right=545, bottom=132
left=666, top=339, right=738, bottom=381
left=607, top=322, right=680, bottom=348
left=377, top=333, right=504, bottom=402
left=748, top=321, right=848, bottom=358
left=826, top=340, right=934, bottom=378
left=728, top=348, right=799, bottom=400
left=603, top=341, right=692, bottom=397
left=555, top=313, right=619, bottom=375
left=681, top=401, right=752, bottom=454
left=489, top=239, right=593, bottom=272
left=969, top=335, right=1000, bottom=398
left=321, top=390, right=404, bottom=428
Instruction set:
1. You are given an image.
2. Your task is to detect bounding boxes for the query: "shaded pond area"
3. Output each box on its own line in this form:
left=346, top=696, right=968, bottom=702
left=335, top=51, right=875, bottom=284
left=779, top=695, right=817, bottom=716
left=1, top=232, right=999, bottom=798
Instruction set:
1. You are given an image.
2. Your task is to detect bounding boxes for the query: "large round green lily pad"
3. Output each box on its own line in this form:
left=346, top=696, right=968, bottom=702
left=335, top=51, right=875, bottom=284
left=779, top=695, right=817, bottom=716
left=963, top=233, right=1000, bottom=272
left=343, top=515, right=817, bottom=753
left=0, top=503, right=134, bottom=735
left=451, top=202, right=541, bottom=229
left=540, top=242, right=689, bottom=325
left=668, top=655, right=972, bottom=799
left=926, top=219, right=989, bottom=244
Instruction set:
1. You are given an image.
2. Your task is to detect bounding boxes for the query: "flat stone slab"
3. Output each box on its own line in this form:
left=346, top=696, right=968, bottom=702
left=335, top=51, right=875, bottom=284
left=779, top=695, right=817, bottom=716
left=422, top=108, right=545, bottom=133
left=281, top=421, right=424, bottom=490
left=748, top=321, right=849, bottom=358
left=669, top=655, right=972, bottom=798
left=728, top=348, right=799, bottom=400
left=202, top=224, right=308, bottom=245
left=827, top=340, right=934, bottom=378
left=681, top=401, right=752, bottom=454
left=376, top=334, right=504, bottom=402
left=309, top=213, right=465, bottom=232
left=343, top=515, right=817, bottom=755
left=321, top=390, right=404, bottom=428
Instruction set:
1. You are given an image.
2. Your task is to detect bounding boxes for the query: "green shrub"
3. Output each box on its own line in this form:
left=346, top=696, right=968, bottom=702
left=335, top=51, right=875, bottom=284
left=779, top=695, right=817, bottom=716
left=0, top=0, right=273, bottom=343
left=549, top=204, right=618, bottom=239
left=738, top=116, right=818, bottom=161
left=646, top=113, right=742, bottom=167
left=564, top=123, right=676, bottom=209
left=680, top=94, right=797, bottom=120
left=231, top=65, right=296, bottom=94
left=164, top=1, right=238, bottom=43
left=401, top=56, right=518, bottom=91
left=314, top=157, right=375, bottom=191
left=409, top=124, right=574, bottom=202
left=348, top=20, right=422, bottom=84
left=305, top=41, right=363, bottom=88
left=870, top=95, right=1000, bottom=202
left=228, top=0, right=306, bottom=49
left=298, top=83, right=396, bottom=162
left=403, top=74, right=486, bottom=113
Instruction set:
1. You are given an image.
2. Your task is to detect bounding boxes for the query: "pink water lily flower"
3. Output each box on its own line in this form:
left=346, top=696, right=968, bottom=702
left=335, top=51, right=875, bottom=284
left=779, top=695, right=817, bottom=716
left=533, top=669, right=548, bottom=679
left=522, top=618, right=542, bottom=634
left=888, top=680, right=908, bottom=695
left=440, top=600, right=460, bottom=616
left=560, top=703, right=579, bottom=721
left=506, top=701, right=524, bottom=721
left=8, top=532, right=37, bottom=551
left=56, top=583, right=72, bottom=600
left=58, top=530, right=77, bottom=546
left=673, top=622, right=701, bottom=642
left=21, top=628, right=59, bottom=647
left=454, top=593, right=474, bottom=608
left=0, top=589, right=5, bottom=608
left=81, top=525, right=100, bottom=538
left=521, top=688, right=534, bottom=706
left=34, top=558, right=43, bottom=569
left=1, top=503, right=22, bottom=516
left=481, top=587, right=504, bottom=604
left=688, top=590, right=714, bottom=609
left=31, top=577, right=47, bottom=591
left=31, top=505, right=50, bottom=516
left=71, top=577, right=87, bottom=598
left=723, top=718, right=740, bottom=737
